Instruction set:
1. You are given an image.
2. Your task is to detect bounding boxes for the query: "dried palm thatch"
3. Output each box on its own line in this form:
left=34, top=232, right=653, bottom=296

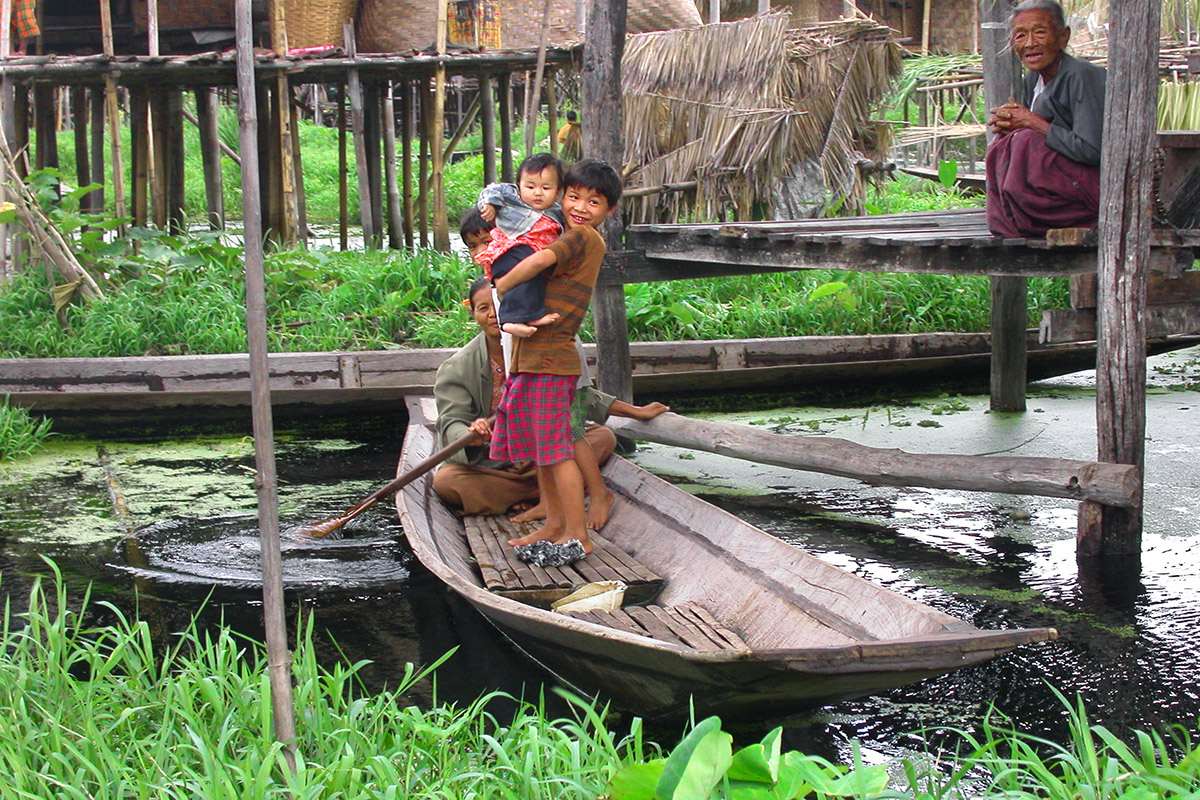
left=621, top=13, right=904, bottom=224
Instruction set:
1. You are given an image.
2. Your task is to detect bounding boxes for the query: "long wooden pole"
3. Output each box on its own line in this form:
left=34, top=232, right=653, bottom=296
left=383, top=83, right=403, bottom=249
left=431, top=0, right=450, bottom=250
left=400, top=81, right=414, bottom=247
left=271, top=0, right=298, bottom=247
left=99, top=0, right=127, bottom=235
left=582, top=0, right=632, bottom=401
left=234, top=0, right=297, bottom=767
left=1080, top=0, right=1161, bottom=555
left=344, top=23, right=375, bottom=246
left=480, top=74, right=497, bottom=185
left=524, top=0, right=553, bottom=156
left=607, top=414, right=1141, bottom=509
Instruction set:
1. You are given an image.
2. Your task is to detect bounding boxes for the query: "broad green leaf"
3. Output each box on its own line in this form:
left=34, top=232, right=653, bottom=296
left=781, top=752, right=844, bottom=794
left=808, top=281, right=848, bottom=301
left=727, top=727, right=782, bottom=783
left=727, top=782, right=779, bottom=800
left=668, top=301, right=696, bottom=325
left=837, top=291, right=859, bottom=313
left=607, top=761, right=665, bottom=800
left=937, top=159, right=959, bottom=191
left=657, top=717, right=726, bottom=800
left=666, top=729, right=733, bottom=800
left=826, top=764, right=889, bottom=796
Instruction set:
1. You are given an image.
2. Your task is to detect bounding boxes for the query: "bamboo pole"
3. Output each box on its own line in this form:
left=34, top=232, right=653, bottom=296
left=364, top=82, right=384, bottom=246
left=290, top=100, right=308, bottom=245
left=498, top=72, right=513, bottom=182
left=400, top=81, right=414, bottom=247
left=233, top=0, right=297, bottom=769
left=72, top=89, right=90, bottom=208
left=607, top=414, right=1141, bottom=509
left=146, top=0, right=160, bottom=229
left=130, top=90, right=149, bottom=227
left=418, top=83, right=429, bottom=248
left=383, top=83, right=403, bottom=249
left=524, top=0, right=553, bottom=156
left=99, top=0, right=127, bottom=235
left=344, top=23, right=376, bottom=247
left=271, top=0, right=298, bottom=247
left=545, top=68, right=558, bottom=159
left=88, top=88, right=105, bottom=212
left=431, top=0, right=450, bottom=251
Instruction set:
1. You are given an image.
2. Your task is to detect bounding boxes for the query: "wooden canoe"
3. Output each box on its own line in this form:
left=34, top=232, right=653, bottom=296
left=394, top=395, right=1057, bottom=721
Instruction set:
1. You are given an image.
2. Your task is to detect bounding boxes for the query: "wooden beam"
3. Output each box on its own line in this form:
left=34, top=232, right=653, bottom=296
left=582, top=0, right=631, bottom=401
left=1081, top=0, right=1162, bottom=555
left=606, top=413, right=1141, bottom=509
left=1041, top=304, right=1200, bottom=344
left=344, top=23, right=376, bottom=247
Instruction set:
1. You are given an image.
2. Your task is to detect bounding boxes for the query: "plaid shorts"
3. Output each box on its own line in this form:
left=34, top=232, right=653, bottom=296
left=489, top=372, right=576, bottom=466
left=12, top=0, right=39, bottom=38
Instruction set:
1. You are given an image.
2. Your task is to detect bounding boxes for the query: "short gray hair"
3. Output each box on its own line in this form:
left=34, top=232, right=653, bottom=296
left=1010, top=0, right=1067, bottom=31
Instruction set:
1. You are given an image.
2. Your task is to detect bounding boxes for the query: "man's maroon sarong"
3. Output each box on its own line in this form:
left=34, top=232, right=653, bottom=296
left=985, top=128, right=1100, bottom=238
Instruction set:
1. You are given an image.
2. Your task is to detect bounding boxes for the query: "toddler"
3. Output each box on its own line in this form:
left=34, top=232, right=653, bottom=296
left=474, top=153, right=565, bottom=338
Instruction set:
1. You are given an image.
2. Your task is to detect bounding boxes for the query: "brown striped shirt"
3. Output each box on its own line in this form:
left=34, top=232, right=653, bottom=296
left=508, top=225, right=605, bottom=376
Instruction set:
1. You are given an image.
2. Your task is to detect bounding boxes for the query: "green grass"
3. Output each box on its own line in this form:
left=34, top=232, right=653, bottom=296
left=0, top=564, right=652, bottom=799
left=0, top=399, right=53, bottom=462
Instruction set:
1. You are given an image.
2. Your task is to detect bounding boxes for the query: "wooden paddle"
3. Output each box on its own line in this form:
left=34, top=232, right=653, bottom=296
left=293, top=418, right=491, bottom=538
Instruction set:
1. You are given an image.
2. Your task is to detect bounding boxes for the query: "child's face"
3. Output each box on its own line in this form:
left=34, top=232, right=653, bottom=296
left=464, top=229, right=491, bottom=258
left=561, top=185, right=614, bottom=230
left=517, top=166, right=561, bottom=211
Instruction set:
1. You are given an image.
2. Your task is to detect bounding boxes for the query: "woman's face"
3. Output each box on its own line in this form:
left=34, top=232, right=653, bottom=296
left=470, top=287, right=500, bottom=338
left=1011, top=9, right=1069, bottom=76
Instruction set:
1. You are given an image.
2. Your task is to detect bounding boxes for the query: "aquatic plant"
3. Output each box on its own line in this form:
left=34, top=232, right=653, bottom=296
left=0, top=398, right=53, bottom=462
left=0, top=563, right=651, bottom=799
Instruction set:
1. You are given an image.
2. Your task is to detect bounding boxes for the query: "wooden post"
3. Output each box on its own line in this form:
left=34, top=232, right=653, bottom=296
left=195, top=88, right=225, bottom=229
left=400, top=80, right=414, bottom=247
left=71, top=89, right=91, bottom=211
left=383, top=83, right=403, bottom=249
left=1, top=0, right=12, bottom=280
left=1079, top=0, right=1161, bottom=556
left=88, top=88, right=105, bottom=213
left=582, top=0, right=632, bottom=401
left=480, top=73, right=497, bottom=185
left=364, top=81, right=384, bottom=247
left=980, top=0, right=1027, bottom=412
left=99, top=0, right=127, bottom=233
left=431, top=0, right=451, bottom=251
left=33, top=86, right=58, bottom=175
left=546, top=68, right=558, bottom=159
left=130, top=89, right=149, bottom=228
left=338, top=79, right=348, bottom=250
left=498, top=72, right=514, bottom=182
left=233, top=0, right=297, bottom=769
left=150, top=90, right=169, bottom=229
left=290, top=100, right=308, bottom=245
left=163, top=90, right=186, bottom=233
left=345, top=23, right=376, bottom=247
left=418, top=82, right=430, bottom=248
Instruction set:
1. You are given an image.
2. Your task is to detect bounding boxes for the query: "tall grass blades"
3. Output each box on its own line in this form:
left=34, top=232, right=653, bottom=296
left=0, top=398, right=53, bottom=462
left=0, top=567, right=649, bottom=800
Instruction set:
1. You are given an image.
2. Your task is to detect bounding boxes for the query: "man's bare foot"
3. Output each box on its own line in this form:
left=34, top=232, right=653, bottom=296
left=586, top=489, right=615, bottom=530
left=510, top=502, right=547, bottom=523
left=502, top=321, right=538, bottom=338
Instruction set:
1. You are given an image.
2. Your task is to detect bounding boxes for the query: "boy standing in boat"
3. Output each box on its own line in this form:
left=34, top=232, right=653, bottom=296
left=487, top=159, right=623, bottom=556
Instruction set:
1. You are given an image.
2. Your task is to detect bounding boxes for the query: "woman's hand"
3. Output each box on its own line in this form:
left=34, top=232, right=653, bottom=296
left=467, top=417, right=493, bottom=442
left=988, top=100, right=1050, bottom=136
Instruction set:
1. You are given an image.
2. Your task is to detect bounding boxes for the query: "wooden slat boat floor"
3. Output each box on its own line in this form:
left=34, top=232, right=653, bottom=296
left=562, top=603, right=751, bottom=651
left=462, top=514, right=665, bottom=608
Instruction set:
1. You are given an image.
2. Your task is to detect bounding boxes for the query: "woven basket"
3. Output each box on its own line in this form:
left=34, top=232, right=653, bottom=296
left=286, top=0, right=360, bottom=51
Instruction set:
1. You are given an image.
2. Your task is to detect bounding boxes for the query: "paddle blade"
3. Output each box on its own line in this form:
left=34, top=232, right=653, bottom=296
left=290, top=516, right=350, bottom=539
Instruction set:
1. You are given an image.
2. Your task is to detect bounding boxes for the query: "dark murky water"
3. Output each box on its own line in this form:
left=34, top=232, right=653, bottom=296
left=3, top=348, right=1199, bottom=761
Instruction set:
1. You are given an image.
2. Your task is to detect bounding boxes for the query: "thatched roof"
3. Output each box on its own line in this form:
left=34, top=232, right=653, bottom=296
left=621, top=13, right=904, bottom=223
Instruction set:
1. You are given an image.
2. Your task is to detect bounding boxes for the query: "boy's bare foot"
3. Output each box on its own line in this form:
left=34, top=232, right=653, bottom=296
left=527, top=312, right=560, bottom=327
left=502, top=321, right=538, bottom=338
left=510, top=502, right=547, bottom=523
left=586, top=489, right=615, bottom=530
left=507, top=522, right=564, bottom=547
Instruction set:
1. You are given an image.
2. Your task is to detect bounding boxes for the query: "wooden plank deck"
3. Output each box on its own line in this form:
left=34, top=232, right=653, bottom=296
left=561, top=603, right=750, bottom=651
left=462, top=514, right=665, bottom=609
left=617, top=209, right=1196, bottom=282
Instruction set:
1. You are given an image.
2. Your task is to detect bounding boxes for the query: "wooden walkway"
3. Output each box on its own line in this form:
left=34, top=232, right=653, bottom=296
left=617, top=208, right=1195, bottom=282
